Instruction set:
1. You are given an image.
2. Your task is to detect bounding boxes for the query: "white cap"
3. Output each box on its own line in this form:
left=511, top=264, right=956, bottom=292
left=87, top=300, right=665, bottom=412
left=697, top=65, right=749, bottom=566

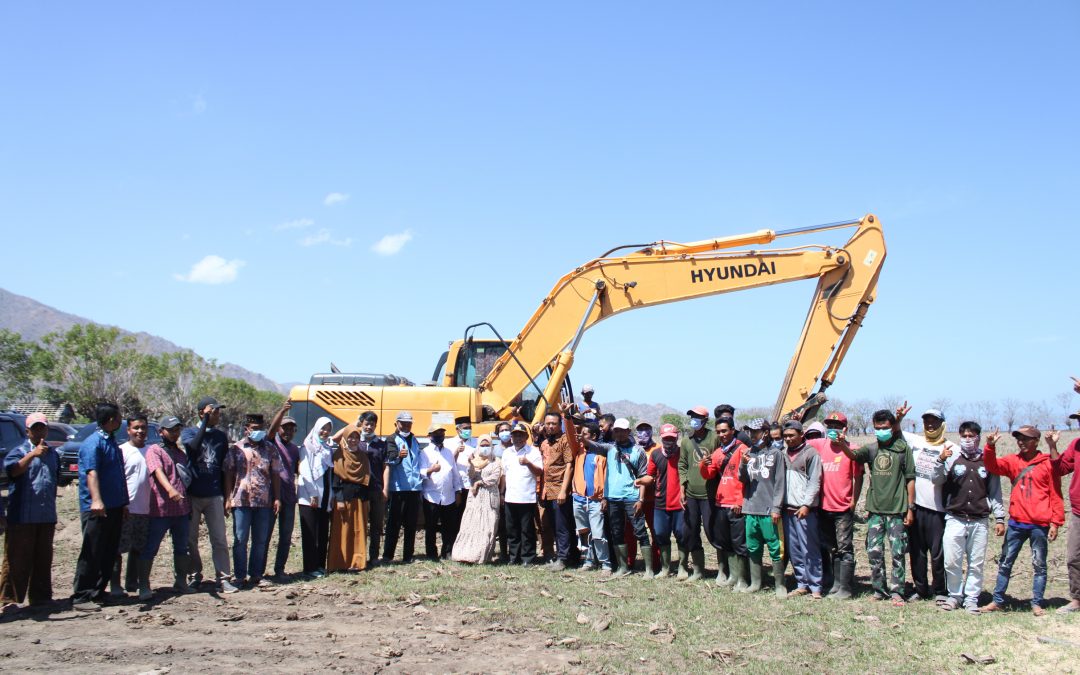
left=582, top=384, right=595, bottom=394
left=612, top=418, right=631, bottom=430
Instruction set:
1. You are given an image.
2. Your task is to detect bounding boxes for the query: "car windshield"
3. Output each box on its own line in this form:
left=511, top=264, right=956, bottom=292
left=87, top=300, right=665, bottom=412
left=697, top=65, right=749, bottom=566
left=46, top=426, right=71, bottom=443
left=73, top=421, right=162, bottom=445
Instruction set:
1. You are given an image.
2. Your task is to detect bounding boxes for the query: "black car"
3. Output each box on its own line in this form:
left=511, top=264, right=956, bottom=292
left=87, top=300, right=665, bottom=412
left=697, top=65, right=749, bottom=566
left=0, top=411, right=29, bottom=490
left=57, top=421, right=163, bottom=486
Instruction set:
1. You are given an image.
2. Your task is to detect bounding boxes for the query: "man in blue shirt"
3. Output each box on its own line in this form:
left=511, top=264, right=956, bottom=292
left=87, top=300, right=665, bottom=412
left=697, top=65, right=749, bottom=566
left=182, top=396, right=237, bottom=593
left=383, top=411, right=423, bottom=563
left=0, top=413, right=59, bottom=610
left=73, top=402, right=130, bottom=611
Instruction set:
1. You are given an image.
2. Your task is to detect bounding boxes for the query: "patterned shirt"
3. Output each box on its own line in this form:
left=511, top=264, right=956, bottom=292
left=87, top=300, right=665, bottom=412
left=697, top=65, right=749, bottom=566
left=224, top=438, right=282, bottom=508
left=144, top=443, right=191, bottom=518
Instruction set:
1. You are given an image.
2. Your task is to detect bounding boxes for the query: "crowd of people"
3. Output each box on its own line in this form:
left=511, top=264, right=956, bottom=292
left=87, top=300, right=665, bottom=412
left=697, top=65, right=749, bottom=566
left=1, top=382, right=1079, bottom=620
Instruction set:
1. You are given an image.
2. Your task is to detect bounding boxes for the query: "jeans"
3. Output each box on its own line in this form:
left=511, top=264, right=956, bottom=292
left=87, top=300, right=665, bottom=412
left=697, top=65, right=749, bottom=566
left=943, top=515, right=989, bottom=609
left=573, top=498, right=609, bottom=567
left=232, top=506, right=274, bottom=581
left=542, top=498, right=576, bottom=561
left=270, top=502, right=296, bottom=575
left=1069, top=512, right=1080, bottom=601
left=73, top=508, right=124, bottom=603
left=783, top=509, right=823, bottom=592
left=909, top=505, right=947, bottom=598
left=188, top=496, right=232, bottom=581
left=652, top=508, right=685, bottom=549
left=142, top=516, right=191, bottom=561
left=992, top=522, right=1048, bottom=607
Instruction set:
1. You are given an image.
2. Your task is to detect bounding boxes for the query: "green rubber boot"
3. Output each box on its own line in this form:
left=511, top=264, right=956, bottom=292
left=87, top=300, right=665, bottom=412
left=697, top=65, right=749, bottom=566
left=688, top=549, right=705, bottom=582
left=641, top=546, right=655, bottom=580
left=676, top=548, right=690, bottom=581
left=774, top=559, right=788, bottom=599
left=723, top=553, right=740, bottom=588
left=613, top=545, right=631, bottom=577
left=138, top=559, right=154, bottom=601
left=656, top=544, right=672, bottom=579
left=732, top=555, right=750, bottom=592
left=741, top=558, right=762, bottom=593
left=714, top=551, right=729, bottom=586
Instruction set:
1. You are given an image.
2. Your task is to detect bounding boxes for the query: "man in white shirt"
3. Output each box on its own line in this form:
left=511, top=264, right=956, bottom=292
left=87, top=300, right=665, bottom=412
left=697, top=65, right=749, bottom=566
left=112, top=414, right=151, bottom=596
left=901, top=406, right=955, bottom=603
left=420, top=425, right=464, bottom=560
left=502, top=422, right=543, bottom=566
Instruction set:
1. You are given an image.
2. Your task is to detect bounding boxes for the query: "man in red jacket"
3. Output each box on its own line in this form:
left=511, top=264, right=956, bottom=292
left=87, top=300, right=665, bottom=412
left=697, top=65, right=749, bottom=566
left=700, top=418, right=748, bottom=591
left=980, top=426, right=1064, bottom=616
left=1050, top=421, right=1080, bottom=613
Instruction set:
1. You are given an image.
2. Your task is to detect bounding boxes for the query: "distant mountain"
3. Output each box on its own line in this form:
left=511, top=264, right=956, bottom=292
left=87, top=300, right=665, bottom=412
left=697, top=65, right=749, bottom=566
left=0, top=287, right=284, bottom=393
left=602, top=399, right=684, bottom=428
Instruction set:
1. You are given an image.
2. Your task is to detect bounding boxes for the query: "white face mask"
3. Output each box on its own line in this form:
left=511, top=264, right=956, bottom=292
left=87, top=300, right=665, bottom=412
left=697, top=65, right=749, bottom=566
left=478, top=444, right=493, bottom=458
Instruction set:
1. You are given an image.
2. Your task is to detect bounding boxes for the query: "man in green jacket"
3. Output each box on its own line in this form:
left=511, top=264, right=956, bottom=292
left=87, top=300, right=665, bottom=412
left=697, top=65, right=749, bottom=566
left=839, top=409, right=915, bottom=604
left=677, top=406, right=716, bottom=581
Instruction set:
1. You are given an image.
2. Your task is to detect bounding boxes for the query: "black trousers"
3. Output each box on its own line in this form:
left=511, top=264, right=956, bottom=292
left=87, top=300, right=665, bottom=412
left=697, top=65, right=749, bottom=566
left=541, top=498, right=577, bottom=562
left=819, top=508, right=855, bottom=589
left=298, top=505, right=330, bottom=574
left=909, top=504, right=947, bottom=597
left=682, top=497, right=715, bottom=553
left=423, top=500, right=458, bottom=560
left=609, top=500, right=650, bottom=547
left=504, top=502, right=537, bottom=565
left=73, top=508, right=124, bottom=603
left=384, top=491, right=421, bottom=562
left=711, top=505, right=747, bottom=556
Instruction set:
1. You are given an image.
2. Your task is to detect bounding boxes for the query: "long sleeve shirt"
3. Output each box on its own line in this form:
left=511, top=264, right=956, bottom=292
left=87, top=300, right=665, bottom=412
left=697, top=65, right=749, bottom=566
left=1051, top=438, right=1080, bottom=517
left=739, top=443, right=785, bottom=517
left=905, top=432, right=952, bottom=512
left=385, top=432, right=423, bottom=492
left=782, top=443, right=822, bottom=509
left=700, top=440, right=746, bottom=508
left=419, top=443, right=464, bottom=506
left=943, top=453, right=1005, bottom=522
left=984, top=446, right=1064, bottom=527
left=181, top=420, right=230, bottom=498
left=677, top=429, right=716, bottom=500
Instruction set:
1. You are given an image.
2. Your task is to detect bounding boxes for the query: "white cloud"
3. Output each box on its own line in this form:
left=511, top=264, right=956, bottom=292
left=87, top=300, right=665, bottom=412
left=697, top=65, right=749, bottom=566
left=193, top=93, right=207, bottom=115
left=275, top=218, right=315, bottom=231
left=300, top=228, right=352, bottom=247
left=174, top=255, right=245, bottom=284
left=323, top=192, right=350, bottom=206
left=372, top=229, right=414, bottom=256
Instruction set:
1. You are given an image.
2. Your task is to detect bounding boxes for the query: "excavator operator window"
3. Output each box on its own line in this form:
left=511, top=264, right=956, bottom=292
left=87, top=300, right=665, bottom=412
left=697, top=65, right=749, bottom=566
left=453, top=341, right=509, bottom=389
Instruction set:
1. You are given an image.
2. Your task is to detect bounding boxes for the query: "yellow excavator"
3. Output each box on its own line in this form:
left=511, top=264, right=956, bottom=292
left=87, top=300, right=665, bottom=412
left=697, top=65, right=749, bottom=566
left=288, top=214, right=886, bottom=435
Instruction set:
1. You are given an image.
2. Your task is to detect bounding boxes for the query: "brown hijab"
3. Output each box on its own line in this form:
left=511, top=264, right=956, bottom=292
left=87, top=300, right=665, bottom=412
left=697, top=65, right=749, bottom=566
left=333, top=427, right=370, bottom=486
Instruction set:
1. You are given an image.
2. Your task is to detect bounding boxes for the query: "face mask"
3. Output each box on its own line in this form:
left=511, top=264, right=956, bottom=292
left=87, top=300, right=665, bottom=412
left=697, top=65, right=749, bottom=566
left=248, top=430, right=267, bottom=443
left=478, top=444, right=493, bottom=458
left=959, top=436, right=981, bottom=456
left=498, top=431, right=512, bottom=444
left=689, top=418, right=704, bottom=431
left=458, top=428, right=472, bottom=441
left=874, top=428, right=893, bottom=443
left=826, top=429, right=841, bottom=441
left=361, top=431, right=376, bottom=441
left=661, top=438, right=678, bottom=451
left=399, top=429, right=412, bottom=438
left=431, top=434, right=445, bottom=447
left=636, top=430, right=652, bottom=446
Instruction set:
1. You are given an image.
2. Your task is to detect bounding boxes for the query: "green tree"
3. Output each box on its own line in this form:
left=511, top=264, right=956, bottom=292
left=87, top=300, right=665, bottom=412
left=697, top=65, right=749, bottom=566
left=213, top=377, right=286, bottom=437
left=660, top=413, right=688, bottom=433
left=141, top=350, right=219, bottom=422
left=37, top=324, right=147, bottom=417
left=0, top=329, right=41, bottom=404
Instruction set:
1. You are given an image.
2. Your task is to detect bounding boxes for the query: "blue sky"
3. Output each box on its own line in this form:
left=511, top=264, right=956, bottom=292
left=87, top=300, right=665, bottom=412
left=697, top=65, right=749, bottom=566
left=2, top=2, right=1078, bottom=420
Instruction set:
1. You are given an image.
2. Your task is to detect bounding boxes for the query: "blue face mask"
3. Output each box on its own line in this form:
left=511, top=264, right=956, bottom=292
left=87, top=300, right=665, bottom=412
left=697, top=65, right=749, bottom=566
left=248, top=430, right=268, bottom=443
left=498, top=431, right=512, bottom=444
left=689, top=418, right=704, bottom=431
left=826, top=429, right=841, bottom=441
left=874, top=428, right=893, bottom=443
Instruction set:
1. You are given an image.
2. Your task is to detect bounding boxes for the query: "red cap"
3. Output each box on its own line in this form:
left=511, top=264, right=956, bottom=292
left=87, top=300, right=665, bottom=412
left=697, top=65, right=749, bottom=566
left=25, top=413, right=48, bottom=429
left=825, top=411, right=848, bottom=425
left=659, top=424, right=679, bottom=439
left=686, top=406, right=709, bottom=418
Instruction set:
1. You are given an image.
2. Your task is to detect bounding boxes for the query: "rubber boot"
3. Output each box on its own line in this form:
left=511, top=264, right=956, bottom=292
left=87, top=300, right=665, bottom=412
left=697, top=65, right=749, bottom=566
left=723, top=553, right=740, bottom=588
left=657, top=544, right=672, bottom=579
left=742, top=558, right=763, bottom=593
left=774, top=559, right=788, bottom=599
left=613, top=545, right=631, bottom=577
left=688, top=549, right=705, bottom=582
left=714, top=551, right=729, bottom=586
left=109, top=558, right=126, bottom=597
left=641, top=546, right=655, bottom=580
left=676, top=548, right=690, bottom=581
left=125, top=551, right=140, bottom=592
left=732, top=556, right=750, bottom=592
left=173, top=554, right=193, bottom=594
left=821, top=554, right=834, bottom=596
left=829, top=560, right=854, bottom=600
left=138, top=559, right=154, bottom=601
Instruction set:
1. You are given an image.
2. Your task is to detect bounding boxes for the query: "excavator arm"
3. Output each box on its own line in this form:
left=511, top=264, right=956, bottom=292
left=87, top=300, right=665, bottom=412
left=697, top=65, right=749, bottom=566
left=479, top=214, right=886, bottom=422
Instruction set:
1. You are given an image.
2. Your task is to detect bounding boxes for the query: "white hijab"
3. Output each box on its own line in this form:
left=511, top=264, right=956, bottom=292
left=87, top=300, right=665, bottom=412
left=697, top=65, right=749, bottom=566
left=300, top=416, right=334, bottom=485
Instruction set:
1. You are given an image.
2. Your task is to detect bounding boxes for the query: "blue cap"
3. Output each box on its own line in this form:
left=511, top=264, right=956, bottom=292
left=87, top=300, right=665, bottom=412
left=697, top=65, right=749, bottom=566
left=921, top=409, right=945, bottom=421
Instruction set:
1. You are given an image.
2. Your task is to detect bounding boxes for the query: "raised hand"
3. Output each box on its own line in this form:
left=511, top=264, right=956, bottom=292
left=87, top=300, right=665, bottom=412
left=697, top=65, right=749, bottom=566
left=1046, top=429, right=1060, bottom=447
left=986, top=429, right=1001, bottom=449
left=1073, top=376, right=1080, bottom=395
left=895, top=401, right=911, bottom=423
left=938, top=444, right=953, bottom=462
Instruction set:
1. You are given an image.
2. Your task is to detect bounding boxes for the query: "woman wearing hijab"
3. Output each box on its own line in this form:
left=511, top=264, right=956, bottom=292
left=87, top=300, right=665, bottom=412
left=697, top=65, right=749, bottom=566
left=297, top=417, right=334, bottom=579
left=328, top=428, right=370, bottom=572
left=451, top=435, right=503, bottom=564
